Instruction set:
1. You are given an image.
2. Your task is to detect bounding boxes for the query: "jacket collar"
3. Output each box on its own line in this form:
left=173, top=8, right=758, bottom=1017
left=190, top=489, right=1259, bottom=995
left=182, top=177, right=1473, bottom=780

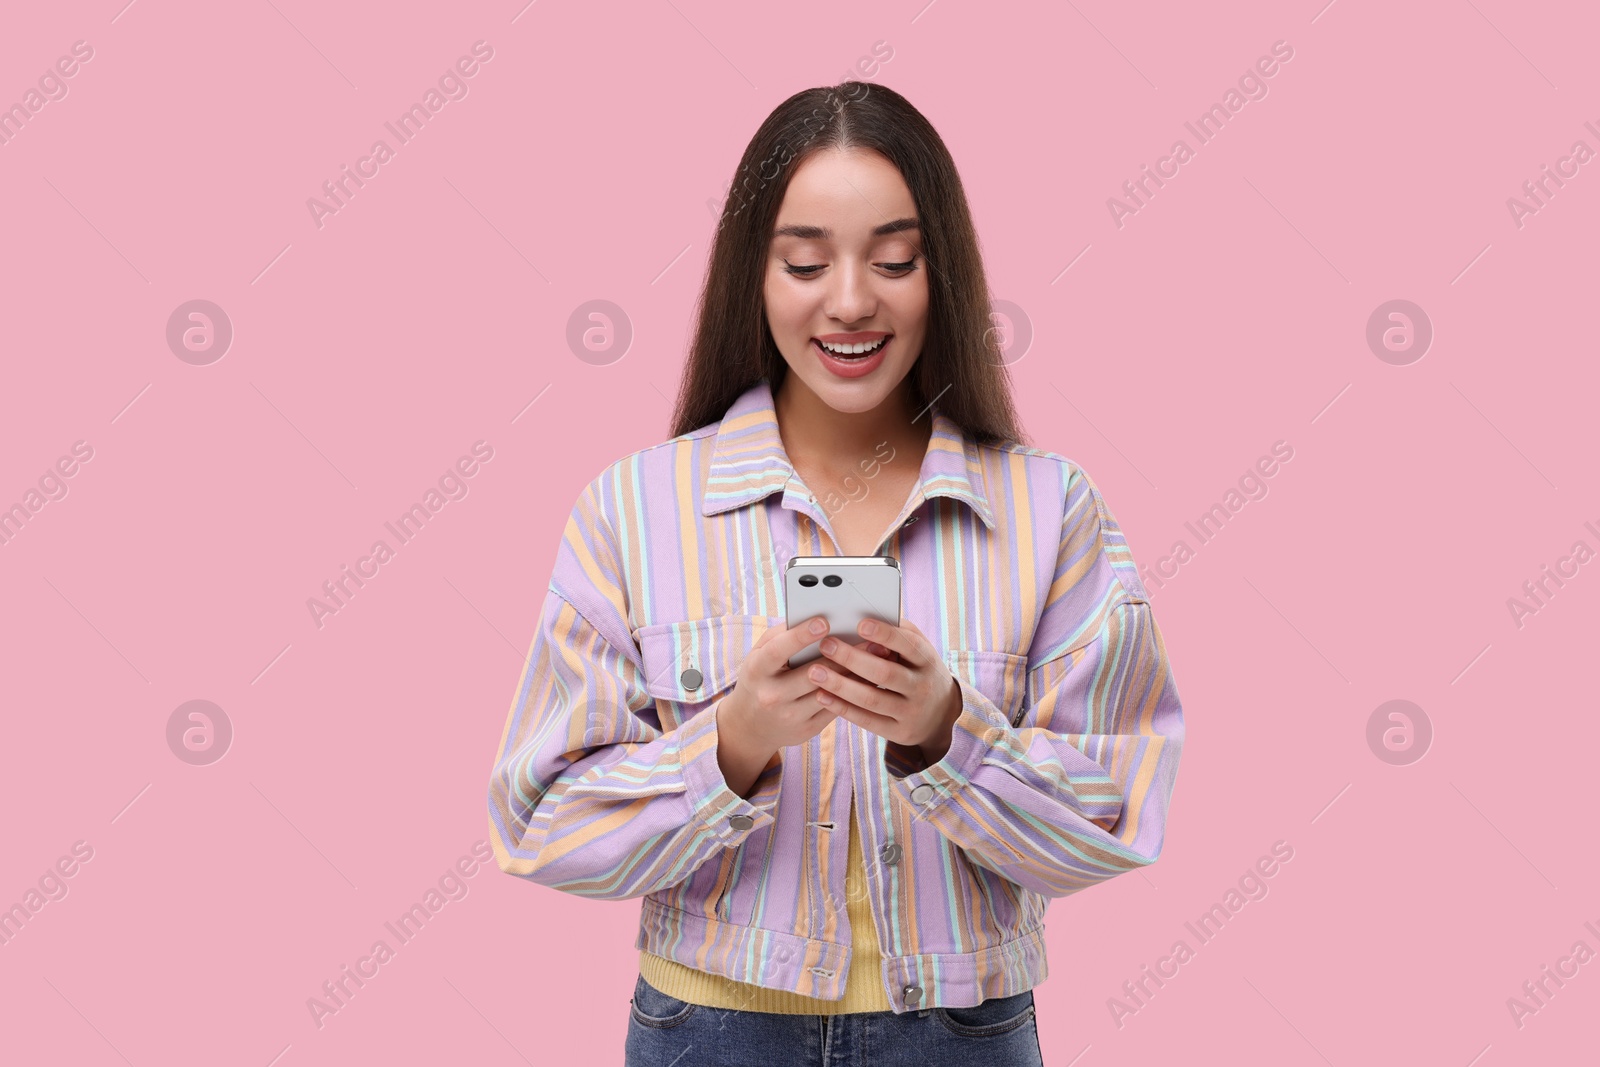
left=702, top=378, right=996, bottom=530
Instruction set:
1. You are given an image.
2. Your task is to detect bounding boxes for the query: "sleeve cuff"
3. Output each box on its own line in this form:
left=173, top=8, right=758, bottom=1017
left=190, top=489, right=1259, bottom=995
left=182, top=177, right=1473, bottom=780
left=887, top=674, right=1008, bottom=814
left=679, top=698, right=784, bottom=846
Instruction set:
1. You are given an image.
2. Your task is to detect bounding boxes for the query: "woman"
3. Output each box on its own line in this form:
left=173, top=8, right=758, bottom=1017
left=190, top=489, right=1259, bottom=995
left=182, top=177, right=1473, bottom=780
left=487, top=81, right=1185, bottom=1066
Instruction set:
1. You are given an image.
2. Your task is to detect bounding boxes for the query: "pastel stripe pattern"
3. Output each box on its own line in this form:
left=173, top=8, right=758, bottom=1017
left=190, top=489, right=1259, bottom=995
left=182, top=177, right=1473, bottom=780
left=486, top=377, right=1186, bottom=1013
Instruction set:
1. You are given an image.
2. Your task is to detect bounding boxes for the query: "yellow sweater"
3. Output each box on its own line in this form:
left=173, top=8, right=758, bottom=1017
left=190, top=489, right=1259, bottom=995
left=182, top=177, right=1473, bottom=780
left=639, top=794, right=892, bottom=1014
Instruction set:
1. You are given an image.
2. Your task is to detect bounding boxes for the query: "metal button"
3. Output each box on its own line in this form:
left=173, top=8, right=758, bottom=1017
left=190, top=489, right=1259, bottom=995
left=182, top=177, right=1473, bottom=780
left=680, top=667, right=703, bottom=690
left=903, top=983, right=922, bottom=1005
left=909, top=783, right=937, bottom=805
left=729, top=814, right=754, bottom=831
left=878, top=842, right=901, bottom=865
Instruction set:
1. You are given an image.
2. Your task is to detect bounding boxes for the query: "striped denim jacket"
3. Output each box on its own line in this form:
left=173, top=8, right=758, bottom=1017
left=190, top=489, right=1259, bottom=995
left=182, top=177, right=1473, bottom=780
left=487, top=377, right=1185, bottom=1013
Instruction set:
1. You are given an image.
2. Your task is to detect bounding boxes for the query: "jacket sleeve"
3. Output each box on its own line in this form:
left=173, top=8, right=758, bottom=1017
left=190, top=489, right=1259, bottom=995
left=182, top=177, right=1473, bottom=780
left=884, top=465, right=1185, bottom=899
left=486, top=481, right=783, bottom=900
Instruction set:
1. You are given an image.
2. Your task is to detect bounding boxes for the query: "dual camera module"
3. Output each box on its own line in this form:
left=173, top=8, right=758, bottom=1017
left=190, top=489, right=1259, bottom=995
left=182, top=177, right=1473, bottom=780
left=797, top=573, right=844, bottom=588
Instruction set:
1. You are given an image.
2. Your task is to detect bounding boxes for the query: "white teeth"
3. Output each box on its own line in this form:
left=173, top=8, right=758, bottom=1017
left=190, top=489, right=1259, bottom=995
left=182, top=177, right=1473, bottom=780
left=818, top=337, right=887, bottom=356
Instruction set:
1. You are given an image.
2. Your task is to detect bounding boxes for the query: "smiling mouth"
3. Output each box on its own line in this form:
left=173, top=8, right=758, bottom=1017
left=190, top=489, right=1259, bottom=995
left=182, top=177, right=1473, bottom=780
left=813, top=336, right=890, bottom=360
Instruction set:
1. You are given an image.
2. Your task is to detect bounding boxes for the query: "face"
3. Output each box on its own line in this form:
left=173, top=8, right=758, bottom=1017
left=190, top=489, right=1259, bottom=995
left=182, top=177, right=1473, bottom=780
left=763, top=147, right=928, bottom=415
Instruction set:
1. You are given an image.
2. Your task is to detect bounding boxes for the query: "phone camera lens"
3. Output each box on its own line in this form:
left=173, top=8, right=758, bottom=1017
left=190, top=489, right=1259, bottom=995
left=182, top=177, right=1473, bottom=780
left=798, top=574, right=818, bottom=587
left=822, top=574, right=842, bottom=587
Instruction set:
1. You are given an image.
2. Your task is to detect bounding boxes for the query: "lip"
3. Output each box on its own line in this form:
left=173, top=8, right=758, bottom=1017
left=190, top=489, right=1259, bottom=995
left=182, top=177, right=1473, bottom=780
left=815, top=331, right=891, bottom=344
left=812, top=335, right=890, bottom=379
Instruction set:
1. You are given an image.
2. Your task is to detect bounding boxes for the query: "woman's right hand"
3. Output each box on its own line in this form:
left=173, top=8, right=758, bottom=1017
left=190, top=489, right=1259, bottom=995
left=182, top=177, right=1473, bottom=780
left=718, top=615, right=841, bottom=755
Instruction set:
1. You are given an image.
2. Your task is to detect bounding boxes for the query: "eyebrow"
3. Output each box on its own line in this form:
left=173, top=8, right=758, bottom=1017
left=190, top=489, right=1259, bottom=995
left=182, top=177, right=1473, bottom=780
left=772, top=217, right=920, bottom=240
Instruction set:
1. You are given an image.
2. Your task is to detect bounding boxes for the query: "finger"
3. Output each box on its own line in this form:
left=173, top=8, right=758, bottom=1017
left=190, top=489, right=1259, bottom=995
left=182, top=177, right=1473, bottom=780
left=856, top=618, right=927, bottom=668
left=902, top=620, right=940, bottom=667
left=755, top=659, right=829, bottom=705
left=863, top=641, right=906, bottom=665
left=804, top=703, right=842, bottom=729
left=899, top=618, right=940, bottom=662
left=816, top=693, right=899, bottom=735
left=771, top=614, right=831, bottom=665
left=809, top=658, right=902, bottom=720
left=822, top=659, right=874, bottom=688
left=800, top=710, right=838, bottom=735
left=818, top=637, right=908, bottom=694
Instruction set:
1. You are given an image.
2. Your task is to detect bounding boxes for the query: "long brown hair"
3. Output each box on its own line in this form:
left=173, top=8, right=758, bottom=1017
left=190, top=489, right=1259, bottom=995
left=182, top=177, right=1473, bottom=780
left=669, top=81, right=1028, bottom=447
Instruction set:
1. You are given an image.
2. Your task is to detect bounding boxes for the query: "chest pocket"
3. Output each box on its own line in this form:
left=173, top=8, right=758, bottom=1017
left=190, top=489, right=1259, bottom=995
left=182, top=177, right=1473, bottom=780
left=943, top=649, right=1031, bottom=727
left=635, top=614, right=782, bottom=732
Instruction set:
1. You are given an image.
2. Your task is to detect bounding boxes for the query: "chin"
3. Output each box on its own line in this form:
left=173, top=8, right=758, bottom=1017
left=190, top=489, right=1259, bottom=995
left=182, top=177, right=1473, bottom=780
left=817, top=387, right=891, bottom=414
left=802, top=366, right=906, bottom=412
left=783, top=347, right=917, bottom=412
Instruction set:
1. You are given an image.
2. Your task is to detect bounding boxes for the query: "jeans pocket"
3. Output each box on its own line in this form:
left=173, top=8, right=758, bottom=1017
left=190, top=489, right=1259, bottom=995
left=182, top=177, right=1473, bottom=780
left=932, top=989, right=1036, bottom=1038
left=628, top=973, right=700, bottom=1029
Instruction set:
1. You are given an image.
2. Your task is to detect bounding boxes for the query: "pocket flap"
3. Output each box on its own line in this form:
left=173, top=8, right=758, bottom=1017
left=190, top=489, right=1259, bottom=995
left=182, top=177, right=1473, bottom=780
left=943, top=648, right=1030, bottom=726
left=636, top=615, right=782, bottom=702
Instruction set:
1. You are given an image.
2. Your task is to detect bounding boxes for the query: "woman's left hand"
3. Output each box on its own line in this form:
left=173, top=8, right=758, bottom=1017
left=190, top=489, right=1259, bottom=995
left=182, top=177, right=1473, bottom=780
left=808, top=618, right=963, bottom=764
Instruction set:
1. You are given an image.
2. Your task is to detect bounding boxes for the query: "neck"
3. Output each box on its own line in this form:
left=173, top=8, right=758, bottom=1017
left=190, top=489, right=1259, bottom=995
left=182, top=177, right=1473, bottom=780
left=773, top=372, right=932, bottom=474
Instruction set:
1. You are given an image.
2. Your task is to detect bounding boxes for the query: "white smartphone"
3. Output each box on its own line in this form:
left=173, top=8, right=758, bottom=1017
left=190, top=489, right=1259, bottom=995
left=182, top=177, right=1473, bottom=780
left=784, top=555, right=902, bottom=669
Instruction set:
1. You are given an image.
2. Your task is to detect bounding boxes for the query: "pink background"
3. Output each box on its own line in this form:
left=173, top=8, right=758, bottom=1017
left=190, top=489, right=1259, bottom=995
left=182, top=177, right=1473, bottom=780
left=2, top=1, right=1596, bottom=1063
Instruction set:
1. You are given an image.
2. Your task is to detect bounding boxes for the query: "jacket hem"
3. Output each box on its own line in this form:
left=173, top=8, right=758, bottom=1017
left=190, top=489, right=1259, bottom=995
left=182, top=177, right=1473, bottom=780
left=635, top=895, right=1049, bottom=1014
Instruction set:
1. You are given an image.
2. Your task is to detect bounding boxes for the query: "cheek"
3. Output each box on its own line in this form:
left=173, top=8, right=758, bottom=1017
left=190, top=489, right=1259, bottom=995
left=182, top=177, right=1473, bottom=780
left=761, top=269, right=778, bottom=311
left=889, top=275, right=929, bottom=322
left=912, top=277, right=930, bottom=318
left=888, top=297, right=928, bottom=347
left=764, top=277, right=811, bottom=332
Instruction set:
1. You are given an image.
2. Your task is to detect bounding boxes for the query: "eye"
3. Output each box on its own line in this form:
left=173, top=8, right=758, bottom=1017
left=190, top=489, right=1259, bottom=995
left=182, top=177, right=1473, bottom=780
left=780, top=255, right=920, bottom=278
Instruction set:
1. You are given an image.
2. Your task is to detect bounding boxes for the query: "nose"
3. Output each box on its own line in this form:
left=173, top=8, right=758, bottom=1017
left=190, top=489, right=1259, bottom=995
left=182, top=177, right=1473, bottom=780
left=824, top=257, right=876, bottom=325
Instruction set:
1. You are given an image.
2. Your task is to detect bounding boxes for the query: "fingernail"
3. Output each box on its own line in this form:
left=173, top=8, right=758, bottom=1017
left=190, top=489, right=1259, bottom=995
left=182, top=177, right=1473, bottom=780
left=809, top=665, right=827, bottom=682
left=860, top=619, right=876, bottom=636
left=820, top=637, right=837, bottom=654
left=810, top=618, right=827, bottom=635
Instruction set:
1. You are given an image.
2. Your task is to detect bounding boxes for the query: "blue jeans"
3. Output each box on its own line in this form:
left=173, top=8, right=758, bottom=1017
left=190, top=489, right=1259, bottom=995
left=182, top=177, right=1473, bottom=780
left=624, top=972, right=1045, bottom=1066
